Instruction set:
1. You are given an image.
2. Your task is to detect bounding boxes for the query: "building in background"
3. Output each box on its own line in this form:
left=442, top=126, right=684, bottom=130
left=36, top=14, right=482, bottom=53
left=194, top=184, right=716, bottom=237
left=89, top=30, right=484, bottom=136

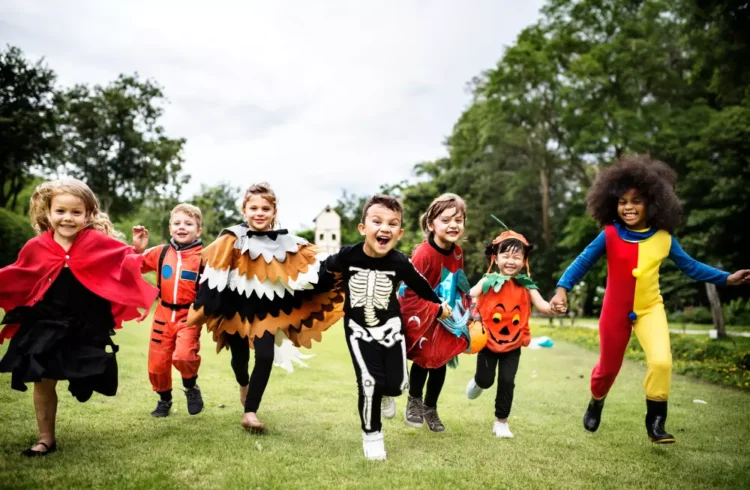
left=314, top=206, right=341, bottom=254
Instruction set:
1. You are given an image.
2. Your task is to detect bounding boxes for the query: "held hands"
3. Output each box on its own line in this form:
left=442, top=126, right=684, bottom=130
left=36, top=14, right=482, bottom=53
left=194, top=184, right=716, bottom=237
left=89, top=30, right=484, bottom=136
left=132, top=225, right=149, bottom=254
left=727, top=270, right=750, bottom=286
left=438, top=302, right=453, bottom=320
left=549, top=287, right=568, bottom=315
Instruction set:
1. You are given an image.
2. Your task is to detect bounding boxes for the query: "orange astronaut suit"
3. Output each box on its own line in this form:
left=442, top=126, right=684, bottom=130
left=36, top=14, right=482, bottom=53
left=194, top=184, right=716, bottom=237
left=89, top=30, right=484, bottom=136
left=141, top=241, right=203, bottom=393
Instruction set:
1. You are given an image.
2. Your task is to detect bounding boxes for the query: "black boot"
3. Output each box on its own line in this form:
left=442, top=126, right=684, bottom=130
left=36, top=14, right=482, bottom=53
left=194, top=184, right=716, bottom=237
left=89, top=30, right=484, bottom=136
left=583, top=396, right=606, bottom=432
left=645, top=399, right=675, bottom=444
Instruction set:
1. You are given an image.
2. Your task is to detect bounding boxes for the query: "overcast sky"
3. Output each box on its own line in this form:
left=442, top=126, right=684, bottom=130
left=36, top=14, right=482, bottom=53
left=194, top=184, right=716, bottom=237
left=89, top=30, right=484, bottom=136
left=2, top=0, right=544, bottom=231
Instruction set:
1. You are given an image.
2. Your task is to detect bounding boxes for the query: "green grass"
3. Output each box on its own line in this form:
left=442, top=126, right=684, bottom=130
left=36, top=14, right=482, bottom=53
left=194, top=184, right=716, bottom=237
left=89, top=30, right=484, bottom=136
left=1, top=317, right=750, bottom=489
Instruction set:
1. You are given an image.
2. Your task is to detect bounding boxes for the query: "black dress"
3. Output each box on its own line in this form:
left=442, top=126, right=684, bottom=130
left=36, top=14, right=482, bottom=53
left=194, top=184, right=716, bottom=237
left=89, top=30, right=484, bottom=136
left=0, top=268, right=119, bottom=402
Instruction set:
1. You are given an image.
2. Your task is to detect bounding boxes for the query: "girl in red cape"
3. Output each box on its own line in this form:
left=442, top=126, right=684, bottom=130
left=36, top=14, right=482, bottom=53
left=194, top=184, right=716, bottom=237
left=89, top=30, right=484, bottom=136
left=0, top=178, right=158, bottom=457
left=399, top=193, right=471, bottom=432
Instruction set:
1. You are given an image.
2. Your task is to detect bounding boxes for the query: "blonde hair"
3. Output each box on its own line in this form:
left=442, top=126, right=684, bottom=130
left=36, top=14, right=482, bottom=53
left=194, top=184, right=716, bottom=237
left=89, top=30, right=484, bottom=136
left=29, top=178, right=122, bottom=239
left=419, top=193, right=467, bottom=238
left=171, top=203, right=203, bottom=228
left=241, top=182, right=278, bottom=229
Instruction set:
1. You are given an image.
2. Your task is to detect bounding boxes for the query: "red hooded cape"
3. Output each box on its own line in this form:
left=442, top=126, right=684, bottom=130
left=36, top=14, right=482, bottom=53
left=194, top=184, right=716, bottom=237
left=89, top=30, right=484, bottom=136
left=0, top=229, right=159, bottom=343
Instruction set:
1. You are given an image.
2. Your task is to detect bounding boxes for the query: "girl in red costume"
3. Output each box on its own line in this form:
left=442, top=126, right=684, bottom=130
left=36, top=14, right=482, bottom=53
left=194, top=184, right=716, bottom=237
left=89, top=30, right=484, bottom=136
left=0, top=179, right=158, bottom=457
left=398, top=193, right=470, bottom=432
left=550, top=156, right=750, bottom=443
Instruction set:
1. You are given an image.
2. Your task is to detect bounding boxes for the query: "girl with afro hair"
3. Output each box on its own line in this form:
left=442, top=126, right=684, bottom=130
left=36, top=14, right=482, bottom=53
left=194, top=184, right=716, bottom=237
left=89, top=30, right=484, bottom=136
left=550, top=155, right=750, bottom=444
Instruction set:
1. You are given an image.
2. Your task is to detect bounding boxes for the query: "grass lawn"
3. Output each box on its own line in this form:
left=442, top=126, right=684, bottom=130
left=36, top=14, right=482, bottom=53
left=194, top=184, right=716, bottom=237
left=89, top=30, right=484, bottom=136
left=1, top=317, right=749, bottom=489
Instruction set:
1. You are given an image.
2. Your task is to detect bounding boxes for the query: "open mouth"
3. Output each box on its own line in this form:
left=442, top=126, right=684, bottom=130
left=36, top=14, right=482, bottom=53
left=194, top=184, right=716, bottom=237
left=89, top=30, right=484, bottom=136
left=376, top=236, right=391, bottom=246
left=623, top=212, right=638, bottom=220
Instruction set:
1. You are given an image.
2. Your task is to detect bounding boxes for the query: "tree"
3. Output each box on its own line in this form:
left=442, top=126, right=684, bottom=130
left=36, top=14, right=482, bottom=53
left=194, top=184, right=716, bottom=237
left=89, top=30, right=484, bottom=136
left=191, top=182, right=243, bottom=243
left=0, top=45, right=59, bottom=209
left=56, top=74, right=187, bottom=216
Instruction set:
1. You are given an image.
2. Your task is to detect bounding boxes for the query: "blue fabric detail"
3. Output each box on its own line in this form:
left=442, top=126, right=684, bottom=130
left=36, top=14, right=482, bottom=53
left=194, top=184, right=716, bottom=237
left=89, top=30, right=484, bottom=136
left=668, top=237, right=729, bottom=286
left=557, top=231, right=607, bottom=290
left=628, top=311, right=638, bottom=321
left=613, top=222, right=658, bottom=242
left=162, top=264, right=173, bottom=280
left=181, top=270, right=198, bottom=281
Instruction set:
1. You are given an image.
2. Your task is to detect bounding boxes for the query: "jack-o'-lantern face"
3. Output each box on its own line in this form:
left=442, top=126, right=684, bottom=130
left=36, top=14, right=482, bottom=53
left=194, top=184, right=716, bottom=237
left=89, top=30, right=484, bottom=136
left=477, top=280, right=530, bottom=351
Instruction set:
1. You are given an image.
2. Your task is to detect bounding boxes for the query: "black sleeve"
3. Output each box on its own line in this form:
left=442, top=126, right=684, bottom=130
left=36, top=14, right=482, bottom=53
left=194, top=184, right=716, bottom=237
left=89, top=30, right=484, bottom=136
left=316, top=248, right=346, bottom=293
left=398, top=252, right=441, bottom=304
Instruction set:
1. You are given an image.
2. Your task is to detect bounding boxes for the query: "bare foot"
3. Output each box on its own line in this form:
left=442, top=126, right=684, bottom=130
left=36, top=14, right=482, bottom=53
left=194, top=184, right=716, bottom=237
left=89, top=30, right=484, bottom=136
left=239, top=384, right=249, bottom=408
left=241, top=412, right=265, bottom=432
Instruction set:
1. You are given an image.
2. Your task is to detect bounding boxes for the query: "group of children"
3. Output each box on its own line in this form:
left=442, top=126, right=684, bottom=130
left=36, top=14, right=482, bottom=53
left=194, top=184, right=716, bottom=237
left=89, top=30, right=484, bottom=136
left=1, top=155, right=748, bottom=460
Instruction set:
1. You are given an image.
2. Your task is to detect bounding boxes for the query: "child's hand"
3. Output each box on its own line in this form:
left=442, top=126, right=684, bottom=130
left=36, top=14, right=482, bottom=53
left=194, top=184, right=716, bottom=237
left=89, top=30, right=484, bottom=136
left=132, top=225, right=149, bottom=254
left=549, top=287, right=568, bottom=314
left=438, top=302, right=452, bottom=320
left=727, top=270, right=750, bottom=286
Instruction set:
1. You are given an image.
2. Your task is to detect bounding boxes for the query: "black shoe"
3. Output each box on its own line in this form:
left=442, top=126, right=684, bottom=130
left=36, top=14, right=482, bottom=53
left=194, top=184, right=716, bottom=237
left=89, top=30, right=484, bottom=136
left=404, top=395, right=424, bottom=428
left=22, top=441, right=57, bottom=457
left=583, top=396, right=606, bottom=432
left=151, top=399, right=172, bottom=417
left=185, top=386, right=204, bottom=415
left=423, top=406, right=445, bottom=433
left=645, top=399, right=676, bottom=444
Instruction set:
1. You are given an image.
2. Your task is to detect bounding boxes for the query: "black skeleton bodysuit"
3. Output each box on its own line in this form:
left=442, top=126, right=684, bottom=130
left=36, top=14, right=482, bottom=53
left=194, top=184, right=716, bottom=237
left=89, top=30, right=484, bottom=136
left=322, top=243, right=441, bottom=434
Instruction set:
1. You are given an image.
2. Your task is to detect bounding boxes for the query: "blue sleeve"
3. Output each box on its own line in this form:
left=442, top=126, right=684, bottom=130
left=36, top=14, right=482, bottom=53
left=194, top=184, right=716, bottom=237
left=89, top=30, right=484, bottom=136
left=668, top=237, right=729, bottom=286
left=557, top=232, right=606, bottom=291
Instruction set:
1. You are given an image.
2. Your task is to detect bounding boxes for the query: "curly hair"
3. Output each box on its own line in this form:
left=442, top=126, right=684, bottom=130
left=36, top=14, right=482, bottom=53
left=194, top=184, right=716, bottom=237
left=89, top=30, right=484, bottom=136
left=29, top=178, right=122, bottom=239
left=586, top=155, right=682, bottom=232
left=241, top=182, right=278, bottom=229
left=419, top=193, right=467, bottom=239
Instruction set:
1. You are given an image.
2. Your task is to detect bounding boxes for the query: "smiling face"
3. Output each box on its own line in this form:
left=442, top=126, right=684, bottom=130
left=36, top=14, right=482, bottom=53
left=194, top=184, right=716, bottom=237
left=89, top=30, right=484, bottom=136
left=429, top=207, right=465, bottom=249
left=617, top=188, right=648, bottom=229
left=170, top=211, right=201, bottom=245
left=495, top=246, right=525, bottom=277
left=243, top=194, right=277, bottom=232
left=358, top=203, right=404, bottom=258
left=47, top=193, right=87, bottom=246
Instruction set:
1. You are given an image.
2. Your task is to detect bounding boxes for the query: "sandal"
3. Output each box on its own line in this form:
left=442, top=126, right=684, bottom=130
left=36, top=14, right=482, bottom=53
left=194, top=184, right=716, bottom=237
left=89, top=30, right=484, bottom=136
left=22, top=440, right=57, bottom=457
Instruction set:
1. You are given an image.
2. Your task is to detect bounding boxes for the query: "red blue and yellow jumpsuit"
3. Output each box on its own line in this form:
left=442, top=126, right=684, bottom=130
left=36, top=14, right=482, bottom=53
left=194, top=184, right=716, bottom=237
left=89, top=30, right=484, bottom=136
left=141, top=240, right=203, bottom=393
left=557, top=223, right=728, bottom=438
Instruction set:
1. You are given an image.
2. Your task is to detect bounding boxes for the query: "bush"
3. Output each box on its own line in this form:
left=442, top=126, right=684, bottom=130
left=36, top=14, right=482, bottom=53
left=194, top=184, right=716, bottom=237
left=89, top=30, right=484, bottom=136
left=537, top=325, right=750, bottom=391
left=668, top=306, right=714, bottom=325
left=0, top=208, right=34, bottom=267
left=723, top=298, right=750, bottom=327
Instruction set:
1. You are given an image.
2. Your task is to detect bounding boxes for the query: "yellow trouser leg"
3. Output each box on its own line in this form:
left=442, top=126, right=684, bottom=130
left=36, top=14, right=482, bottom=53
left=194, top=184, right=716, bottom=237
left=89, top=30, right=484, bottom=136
left=632, top=304, right=672, bottom=401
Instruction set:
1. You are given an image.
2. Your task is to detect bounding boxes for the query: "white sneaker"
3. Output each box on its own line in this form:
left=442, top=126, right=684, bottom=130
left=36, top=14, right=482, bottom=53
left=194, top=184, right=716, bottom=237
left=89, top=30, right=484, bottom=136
left=466, top=378, right=484, bottom=400
left=381, top=396, right=396, bottom=419
left=493, top=421, right=514, bottom=438
left=362, top=431, right=387, bottom=460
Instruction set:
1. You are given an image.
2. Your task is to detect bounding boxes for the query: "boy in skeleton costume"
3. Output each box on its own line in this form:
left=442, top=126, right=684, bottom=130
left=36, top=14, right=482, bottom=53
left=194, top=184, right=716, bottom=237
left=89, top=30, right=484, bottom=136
left=187, top=183, right=344, bottom=432
left=320, top=195, right=451, bottom=460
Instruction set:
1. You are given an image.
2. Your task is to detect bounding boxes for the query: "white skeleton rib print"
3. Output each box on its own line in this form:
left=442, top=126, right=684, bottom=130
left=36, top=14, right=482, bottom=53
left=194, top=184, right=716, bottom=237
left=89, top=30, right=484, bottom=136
left=348, top=267, right=395, bottom=327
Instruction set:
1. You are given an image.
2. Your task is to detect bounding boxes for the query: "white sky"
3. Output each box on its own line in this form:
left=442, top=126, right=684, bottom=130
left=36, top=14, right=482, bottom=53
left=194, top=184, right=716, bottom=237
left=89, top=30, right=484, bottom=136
left=1, top=0, right=544, bottom=231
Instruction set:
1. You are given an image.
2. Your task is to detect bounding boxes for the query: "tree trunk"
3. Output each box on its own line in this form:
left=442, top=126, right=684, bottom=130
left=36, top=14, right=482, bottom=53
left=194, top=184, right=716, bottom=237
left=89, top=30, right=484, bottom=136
left=539, top=167, right=551, bottom=245
left=705, top=283, right=725, bottom=338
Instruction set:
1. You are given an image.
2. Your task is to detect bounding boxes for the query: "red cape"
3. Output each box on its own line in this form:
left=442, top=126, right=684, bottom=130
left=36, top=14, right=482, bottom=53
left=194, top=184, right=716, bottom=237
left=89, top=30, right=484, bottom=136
left=0, top=229, right=159, bottom=343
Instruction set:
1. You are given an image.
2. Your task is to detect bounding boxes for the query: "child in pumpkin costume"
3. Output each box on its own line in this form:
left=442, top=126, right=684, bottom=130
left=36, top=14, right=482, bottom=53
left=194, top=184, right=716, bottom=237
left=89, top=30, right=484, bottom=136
left=549, top=156, right=750, bottom=443
left=187, top=182, right=344, bottom=432
left=398, top=193, right=472, bottom=432
left=132, top=203, right=205, bottom=418
left=466, top=225, right=556, bottom=438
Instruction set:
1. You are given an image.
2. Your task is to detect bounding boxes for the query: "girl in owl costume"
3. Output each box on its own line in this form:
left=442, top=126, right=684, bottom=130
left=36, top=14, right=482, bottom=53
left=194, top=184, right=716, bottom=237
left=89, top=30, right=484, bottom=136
left=187, top=183, right=344, bottom=432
